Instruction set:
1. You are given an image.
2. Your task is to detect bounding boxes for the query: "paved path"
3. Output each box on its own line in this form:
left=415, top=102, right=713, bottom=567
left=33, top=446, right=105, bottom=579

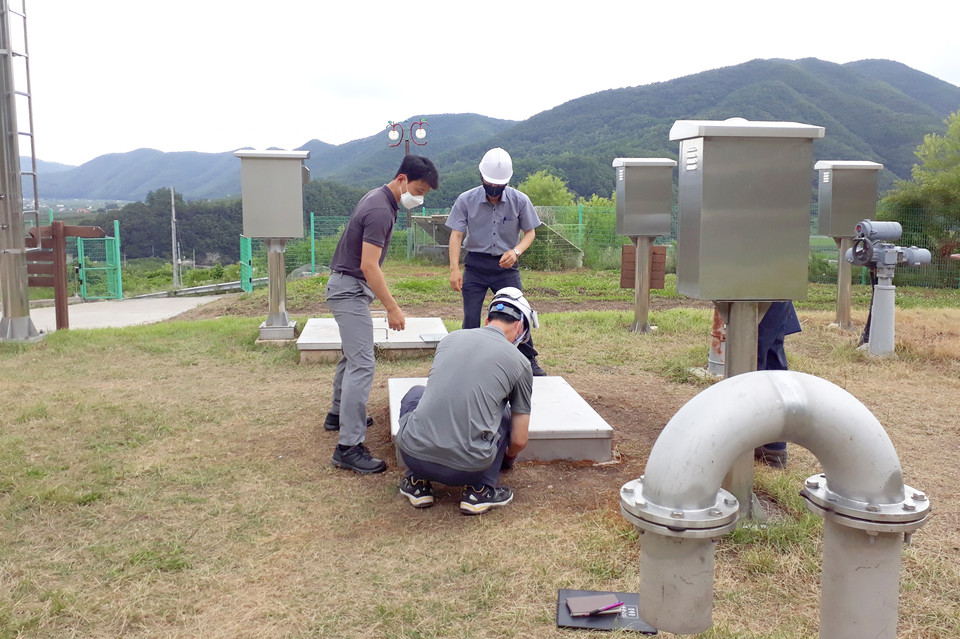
left=27, top=296, right=225, bottom=333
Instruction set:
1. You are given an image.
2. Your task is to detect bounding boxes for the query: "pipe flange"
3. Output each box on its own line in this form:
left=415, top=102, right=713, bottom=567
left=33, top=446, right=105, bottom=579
left=803, top=499, right=931, bottom=534
left=800, top=473, right=931, bottom=529
left=620, top=476, right=740, bottom=538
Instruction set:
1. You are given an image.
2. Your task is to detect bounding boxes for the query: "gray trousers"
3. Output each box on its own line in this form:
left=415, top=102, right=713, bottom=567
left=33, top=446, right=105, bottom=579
left=326, top=272, right=376, bottom=447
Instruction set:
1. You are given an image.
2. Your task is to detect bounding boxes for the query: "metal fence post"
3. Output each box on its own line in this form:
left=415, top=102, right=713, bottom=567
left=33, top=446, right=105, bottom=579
left=113, top=220, right=123, bottom=299
left=310, top=212, right=316, bottom=274
left=578, top=202, right=583, bottom=247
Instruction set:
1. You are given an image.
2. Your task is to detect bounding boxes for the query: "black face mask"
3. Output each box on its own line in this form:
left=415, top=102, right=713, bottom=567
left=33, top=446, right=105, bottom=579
left=483, top=183, right=506, bottom=198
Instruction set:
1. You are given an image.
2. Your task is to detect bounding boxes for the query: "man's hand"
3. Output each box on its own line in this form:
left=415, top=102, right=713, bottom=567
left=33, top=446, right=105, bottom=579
left=387, top=305, right=405, bottom=331
left=498, top=250, right=518, bottom=269
left=449, top=268, right=463, bottom=292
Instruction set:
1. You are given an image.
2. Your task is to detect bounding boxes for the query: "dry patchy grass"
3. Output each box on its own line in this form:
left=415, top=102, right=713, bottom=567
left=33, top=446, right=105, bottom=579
left=0, top=294, right=958, bottom=638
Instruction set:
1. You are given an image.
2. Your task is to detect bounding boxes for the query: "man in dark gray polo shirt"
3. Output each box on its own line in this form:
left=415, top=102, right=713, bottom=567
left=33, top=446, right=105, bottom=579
left=395, top=288, right=535, bottom=515
left=446, top=147, right=545, bottom=375
left=326, top=155, right=439, bottom=474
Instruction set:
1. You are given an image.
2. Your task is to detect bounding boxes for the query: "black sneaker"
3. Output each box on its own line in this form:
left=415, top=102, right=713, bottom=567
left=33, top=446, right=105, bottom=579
left=754, top=445, right=787, bottom=469
left=399, top=476, right=435, bottom=508
left=529, top=358, right=547, bottom=377
left=324, top=413, right=374, bottom=431
left=459, top=484, right=513, bottom=515
left=332, top=443, right=386, bottom=474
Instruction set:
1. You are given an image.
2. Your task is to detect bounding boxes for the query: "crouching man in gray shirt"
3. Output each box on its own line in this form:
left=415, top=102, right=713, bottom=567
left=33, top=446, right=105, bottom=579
left=395, top=287, right=535, bottom=515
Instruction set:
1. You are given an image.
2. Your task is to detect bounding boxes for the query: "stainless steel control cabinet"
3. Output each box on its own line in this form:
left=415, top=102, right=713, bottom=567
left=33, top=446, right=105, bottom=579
left=613, top=158, right=676, bottom=237
left=814, top=160, right=882, bottom=238
left=235, top=150, right=311, bottom=239
left=670, top=119, right=825, bottom=300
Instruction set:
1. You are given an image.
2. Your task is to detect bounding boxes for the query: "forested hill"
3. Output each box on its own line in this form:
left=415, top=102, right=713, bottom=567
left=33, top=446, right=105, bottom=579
left=41, top=58, right=960, bottom=206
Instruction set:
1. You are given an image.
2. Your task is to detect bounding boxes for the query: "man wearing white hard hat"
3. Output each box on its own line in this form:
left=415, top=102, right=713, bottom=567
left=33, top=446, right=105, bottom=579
left=445, top=147, right=546, bottom=375
left=394, top=288, right=535, bottom=515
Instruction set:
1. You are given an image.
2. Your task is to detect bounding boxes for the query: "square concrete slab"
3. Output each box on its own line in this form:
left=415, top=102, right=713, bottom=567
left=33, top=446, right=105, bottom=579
left=297, top=317, right=448, bottom=363
left=388, top=376, right=613, bottom=463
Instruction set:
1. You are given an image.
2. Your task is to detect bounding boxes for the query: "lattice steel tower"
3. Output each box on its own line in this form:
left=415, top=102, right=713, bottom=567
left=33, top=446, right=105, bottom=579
left=0, top=0, right=39, bottom=340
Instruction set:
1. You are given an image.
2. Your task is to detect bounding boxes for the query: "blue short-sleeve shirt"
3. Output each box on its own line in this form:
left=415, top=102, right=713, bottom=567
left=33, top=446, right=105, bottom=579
left=445, top=186, right=541, bottom=255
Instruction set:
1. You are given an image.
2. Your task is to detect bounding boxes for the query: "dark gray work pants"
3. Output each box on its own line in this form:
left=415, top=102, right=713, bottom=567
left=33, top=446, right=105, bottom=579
left=461, top=251, right=538, bottom=362
left=325, top=272, right=375, bottom=447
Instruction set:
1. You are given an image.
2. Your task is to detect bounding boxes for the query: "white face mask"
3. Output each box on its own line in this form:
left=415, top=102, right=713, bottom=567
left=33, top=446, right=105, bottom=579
left=512, top=325, right=528, bottom=346
left=400, top=183, right=424, bottom=209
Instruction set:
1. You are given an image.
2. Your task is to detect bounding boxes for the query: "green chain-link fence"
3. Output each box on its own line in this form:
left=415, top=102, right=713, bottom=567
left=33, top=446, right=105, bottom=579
left=239, top=206, right=959, bottom=289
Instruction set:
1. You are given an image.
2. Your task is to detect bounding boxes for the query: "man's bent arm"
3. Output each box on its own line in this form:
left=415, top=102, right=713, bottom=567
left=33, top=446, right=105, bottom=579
left=360, top=241, right=405, bottom=330
left=506, top=413, right=530, bottom=458
left=448, top=229, right=464, bottom=291
left=499, top=228, right=537, bottom=269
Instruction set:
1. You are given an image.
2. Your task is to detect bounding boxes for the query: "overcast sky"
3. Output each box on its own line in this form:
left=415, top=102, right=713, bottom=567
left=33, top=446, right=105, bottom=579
left=18, top=0, right=960, bottom=166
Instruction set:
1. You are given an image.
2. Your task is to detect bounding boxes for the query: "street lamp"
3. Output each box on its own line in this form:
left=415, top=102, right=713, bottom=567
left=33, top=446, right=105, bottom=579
left=386, top=119, right=428, bottom=155
left=386, top=119, right=429, bottom=259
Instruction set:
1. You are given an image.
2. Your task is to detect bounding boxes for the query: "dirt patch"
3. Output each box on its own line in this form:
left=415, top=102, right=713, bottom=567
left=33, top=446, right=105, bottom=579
left=173, top=291, right=711, bottom=322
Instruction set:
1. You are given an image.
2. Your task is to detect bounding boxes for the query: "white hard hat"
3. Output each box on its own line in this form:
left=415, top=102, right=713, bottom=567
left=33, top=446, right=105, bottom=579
left=488, top=286, right=538, bottom=343
left=479, top=147, right=513, bottom=185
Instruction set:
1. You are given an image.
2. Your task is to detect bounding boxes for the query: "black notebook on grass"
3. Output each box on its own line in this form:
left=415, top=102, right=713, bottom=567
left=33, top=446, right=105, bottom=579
left=556, top=589, right=657, bottom=633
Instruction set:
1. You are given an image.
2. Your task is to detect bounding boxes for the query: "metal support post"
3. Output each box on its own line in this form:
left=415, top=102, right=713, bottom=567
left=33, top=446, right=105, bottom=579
left=832, top=236, right=854, bottom=329
left=259, top=238, right=295, bottom=340
left=630, top=235, right=653, bottom=333
left=720, top=300, right=759, bottom=518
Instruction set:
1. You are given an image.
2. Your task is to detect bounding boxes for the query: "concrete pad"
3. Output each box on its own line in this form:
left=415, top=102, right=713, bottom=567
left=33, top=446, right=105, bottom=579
left=27, top=296, right=224, bottom=333
left=297, top=317, right=448, bottom=363
left=388, top=376, right=613, bottom=463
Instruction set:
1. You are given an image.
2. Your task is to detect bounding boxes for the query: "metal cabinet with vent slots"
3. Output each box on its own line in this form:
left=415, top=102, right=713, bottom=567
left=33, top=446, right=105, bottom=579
left=613, top=158, right=675, bottom=237
left=815, top=160, right=882, bottom=238
left=670, top=119, right=825, bottom=301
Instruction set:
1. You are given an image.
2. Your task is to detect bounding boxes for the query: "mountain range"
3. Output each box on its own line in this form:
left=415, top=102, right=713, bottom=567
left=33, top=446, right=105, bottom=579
left=33, top=58, right=960, bottom=208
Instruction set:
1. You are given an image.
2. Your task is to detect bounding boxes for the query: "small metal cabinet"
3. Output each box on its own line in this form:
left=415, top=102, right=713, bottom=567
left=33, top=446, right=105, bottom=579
left=613, top=158, right=676, bottom=237
left=815, top=160, right=882, bottom=238
left=670, top=119, right=824, bottom=300
left=235, top=150, right=311, bottom=239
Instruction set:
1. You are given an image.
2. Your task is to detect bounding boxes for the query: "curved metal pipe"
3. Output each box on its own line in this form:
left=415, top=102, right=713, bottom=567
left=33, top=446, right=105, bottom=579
left=621, top=370, right=929, bottom=636
left=643, top=370, right=903, bottom=508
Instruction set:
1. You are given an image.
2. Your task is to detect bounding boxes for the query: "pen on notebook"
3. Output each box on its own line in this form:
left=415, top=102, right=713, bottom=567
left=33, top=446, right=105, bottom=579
left=587, top=601, right=624, bottom=616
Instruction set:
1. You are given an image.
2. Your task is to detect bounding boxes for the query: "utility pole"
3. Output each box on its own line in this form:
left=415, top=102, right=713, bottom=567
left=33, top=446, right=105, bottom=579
left=170, top=186, right=179, bottom=289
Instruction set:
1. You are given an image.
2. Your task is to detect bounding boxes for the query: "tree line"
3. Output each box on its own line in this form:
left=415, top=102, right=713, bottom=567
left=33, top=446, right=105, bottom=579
left=77, top=107, right=959, bottom=282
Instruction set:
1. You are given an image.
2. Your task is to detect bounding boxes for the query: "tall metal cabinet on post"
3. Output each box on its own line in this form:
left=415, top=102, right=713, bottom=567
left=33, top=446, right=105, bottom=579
left=235, top=149, right=311, bottom=340
left=613, top=158, right=676, bottom=333
left=670, top=118, right=824, bottom=517
left=814, top=160, right=882, bottom=330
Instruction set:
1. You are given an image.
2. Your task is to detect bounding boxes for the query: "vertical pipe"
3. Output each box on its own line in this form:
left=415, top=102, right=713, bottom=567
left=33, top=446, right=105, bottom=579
left=833, top=237, right=853, bottom=329
left=820, top=519, right=902, bottom=638
left=707, top=307, right=726, bottom=376
left=637, top=534, right=716, bottom=633
left=722, top=301, right=758, bottom=517
left=869, top=275, right=896, bottom=356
